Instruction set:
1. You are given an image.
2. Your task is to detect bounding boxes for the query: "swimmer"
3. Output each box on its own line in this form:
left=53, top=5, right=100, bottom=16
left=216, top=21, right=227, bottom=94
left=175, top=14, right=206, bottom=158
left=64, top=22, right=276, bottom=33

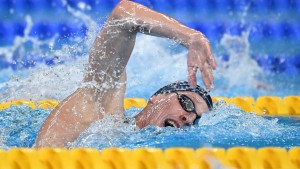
left=34, top=0, right=216, bottom=148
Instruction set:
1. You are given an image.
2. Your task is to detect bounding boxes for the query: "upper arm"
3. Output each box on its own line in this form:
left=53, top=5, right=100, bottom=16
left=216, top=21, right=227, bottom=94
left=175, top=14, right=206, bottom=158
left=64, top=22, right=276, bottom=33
left=83, top=1, right=137, bottom=90
left=34, top=88, right=104, bottom=148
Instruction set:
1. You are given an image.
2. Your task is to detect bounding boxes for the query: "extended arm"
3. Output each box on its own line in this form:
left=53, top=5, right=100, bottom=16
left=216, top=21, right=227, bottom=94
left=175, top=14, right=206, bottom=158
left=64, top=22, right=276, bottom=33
left=34, top=0, right=216, bottom=148
left=85, top=0, right=216, bottom=90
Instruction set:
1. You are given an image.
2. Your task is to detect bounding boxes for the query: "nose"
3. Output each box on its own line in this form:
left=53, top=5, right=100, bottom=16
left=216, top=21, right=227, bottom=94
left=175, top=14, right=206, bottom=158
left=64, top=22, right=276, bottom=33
left=179, top=113, right=197, bottom=125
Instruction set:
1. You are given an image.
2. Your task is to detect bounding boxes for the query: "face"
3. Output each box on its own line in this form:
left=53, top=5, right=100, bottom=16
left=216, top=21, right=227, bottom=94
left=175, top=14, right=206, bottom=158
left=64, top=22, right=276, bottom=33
left=138, top=91, right=210, bottom=128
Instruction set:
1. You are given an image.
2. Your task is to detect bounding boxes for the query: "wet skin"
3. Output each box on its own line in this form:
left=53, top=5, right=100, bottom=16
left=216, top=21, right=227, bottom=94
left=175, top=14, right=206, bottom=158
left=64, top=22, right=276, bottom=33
left=135, top=91, right=209, bottom=128
left=34, top=0, right=215, bottom=148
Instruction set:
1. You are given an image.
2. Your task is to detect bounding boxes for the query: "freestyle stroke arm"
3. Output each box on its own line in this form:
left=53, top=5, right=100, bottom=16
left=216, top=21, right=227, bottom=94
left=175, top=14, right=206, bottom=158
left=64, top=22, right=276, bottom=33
left=86, top=0, right=216, bottom=90
left=34, top=0, right=216, bottom=148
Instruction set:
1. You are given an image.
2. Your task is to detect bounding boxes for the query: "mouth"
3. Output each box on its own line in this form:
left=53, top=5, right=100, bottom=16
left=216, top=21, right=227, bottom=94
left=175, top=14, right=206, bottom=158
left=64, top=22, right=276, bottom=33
left=164, top=119, right=179, bottom=128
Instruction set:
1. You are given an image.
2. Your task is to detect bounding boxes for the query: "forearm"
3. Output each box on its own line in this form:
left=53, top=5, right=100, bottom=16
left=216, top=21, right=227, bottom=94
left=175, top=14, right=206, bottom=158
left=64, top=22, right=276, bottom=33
left=110, top=1, right=216, bottom=89
left=111, top=0, right=202, bottom=48
left=85, top=0, right=215, bottom=90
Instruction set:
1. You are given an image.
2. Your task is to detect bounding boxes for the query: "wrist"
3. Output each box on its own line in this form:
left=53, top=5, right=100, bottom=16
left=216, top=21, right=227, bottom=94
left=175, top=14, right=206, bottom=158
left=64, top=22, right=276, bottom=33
left=187, top=31, right=206, bottom=48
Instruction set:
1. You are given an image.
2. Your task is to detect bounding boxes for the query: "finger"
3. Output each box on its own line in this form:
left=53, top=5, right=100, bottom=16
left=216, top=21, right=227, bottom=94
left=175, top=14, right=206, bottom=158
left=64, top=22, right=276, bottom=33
left=210, top=56, right=217, bottom=70
left=188, top=66, right=197, bottom=88
left=201, top=69, right=212, bottom=90
left=201, top=63, right=214, bottom=90
left=203, top=40, right=217, bottom=70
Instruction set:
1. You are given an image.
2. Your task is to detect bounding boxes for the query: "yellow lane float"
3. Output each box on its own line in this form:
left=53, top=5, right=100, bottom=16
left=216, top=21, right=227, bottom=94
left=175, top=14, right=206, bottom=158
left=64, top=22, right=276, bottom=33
left=0, top=147, right=299, bottom=169
left=0, top=96, right=299, bottom=116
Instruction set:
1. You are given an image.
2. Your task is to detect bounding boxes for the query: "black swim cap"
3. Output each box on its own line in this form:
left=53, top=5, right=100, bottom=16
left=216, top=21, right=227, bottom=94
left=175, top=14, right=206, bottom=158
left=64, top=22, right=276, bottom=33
left=151, top=81, right=213, bottom=111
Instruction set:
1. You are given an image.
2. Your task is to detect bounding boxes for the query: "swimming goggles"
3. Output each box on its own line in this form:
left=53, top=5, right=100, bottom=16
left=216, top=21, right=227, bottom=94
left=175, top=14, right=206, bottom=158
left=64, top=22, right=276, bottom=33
left=151, top=81, right=213, bottom=111
left=175, top=92, right=201, bottom=125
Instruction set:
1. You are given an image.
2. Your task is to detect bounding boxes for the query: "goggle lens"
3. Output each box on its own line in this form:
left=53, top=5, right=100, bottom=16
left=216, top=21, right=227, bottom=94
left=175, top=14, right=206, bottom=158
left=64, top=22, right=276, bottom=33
left=178, top=94, right=195, bottom=112
left=176, top=93, right=201, bottom=125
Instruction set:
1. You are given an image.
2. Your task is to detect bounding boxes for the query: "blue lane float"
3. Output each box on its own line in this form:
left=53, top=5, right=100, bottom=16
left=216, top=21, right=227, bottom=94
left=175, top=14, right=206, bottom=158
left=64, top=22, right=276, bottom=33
left=1, top=0, right=299, bottom=15
left=254, top=55, right=300, bottom=74
left=0, top=0, right=299, bottom=73
left=1, top=21, right=299, bottom=44
left=0, top=22, right=15, bottom=46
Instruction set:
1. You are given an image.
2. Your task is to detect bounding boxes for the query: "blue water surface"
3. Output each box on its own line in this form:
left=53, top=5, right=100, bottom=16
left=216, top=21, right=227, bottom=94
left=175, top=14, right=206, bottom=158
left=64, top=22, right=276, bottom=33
left=1, top=102, right=299, bottom=150
left=0, top=0, right=299, bottom=150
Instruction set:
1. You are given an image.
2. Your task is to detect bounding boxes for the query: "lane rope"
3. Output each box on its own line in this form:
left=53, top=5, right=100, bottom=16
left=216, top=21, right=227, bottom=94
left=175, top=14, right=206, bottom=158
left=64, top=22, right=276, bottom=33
left=1, top=96, right=299, bottom=115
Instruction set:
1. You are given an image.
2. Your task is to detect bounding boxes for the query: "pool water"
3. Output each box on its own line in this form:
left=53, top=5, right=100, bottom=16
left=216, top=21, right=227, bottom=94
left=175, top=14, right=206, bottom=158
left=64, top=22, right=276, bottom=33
left=0, top=34, right=299, bottom=102
left=0, top=0, right=300, bottom=150
left=1, top=101, right=300, bottom=150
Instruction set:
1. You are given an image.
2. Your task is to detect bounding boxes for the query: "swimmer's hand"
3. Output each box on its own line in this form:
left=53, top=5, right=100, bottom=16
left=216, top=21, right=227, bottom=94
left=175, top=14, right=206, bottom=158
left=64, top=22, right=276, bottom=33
left=187, top=33, right=216, bottom=90
left=110, top=1, right=216, bottom=89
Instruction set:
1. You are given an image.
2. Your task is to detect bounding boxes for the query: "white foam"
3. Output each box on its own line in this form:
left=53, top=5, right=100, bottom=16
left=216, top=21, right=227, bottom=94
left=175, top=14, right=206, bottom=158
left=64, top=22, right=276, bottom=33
left=0, top=1, right=264, bottom=101
left=218, top=31, right=262, bottom=88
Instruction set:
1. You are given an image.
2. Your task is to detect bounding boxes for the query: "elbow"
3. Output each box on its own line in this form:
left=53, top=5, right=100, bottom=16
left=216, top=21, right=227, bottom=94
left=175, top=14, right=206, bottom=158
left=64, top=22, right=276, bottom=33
left=110, top=0, right=134, bottom=20
left=109, top=0, right=140, bottom=32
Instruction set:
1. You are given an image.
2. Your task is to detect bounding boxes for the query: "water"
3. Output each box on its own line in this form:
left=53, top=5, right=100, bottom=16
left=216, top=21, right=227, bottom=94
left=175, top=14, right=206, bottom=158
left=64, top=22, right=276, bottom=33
left=0, top=1, right=299, bottom=149
left=1, top=102, right=299, bottom=150
left=1, top=33, right=298, bottom=101
left=71, top=101, right=300, bottom=149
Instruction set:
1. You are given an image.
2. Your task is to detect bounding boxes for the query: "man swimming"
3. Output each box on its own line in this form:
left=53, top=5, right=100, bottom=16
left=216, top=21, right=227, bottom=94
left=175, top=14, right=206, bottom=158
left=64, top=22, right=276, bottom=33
left=34, top=0, right=216, bottom=148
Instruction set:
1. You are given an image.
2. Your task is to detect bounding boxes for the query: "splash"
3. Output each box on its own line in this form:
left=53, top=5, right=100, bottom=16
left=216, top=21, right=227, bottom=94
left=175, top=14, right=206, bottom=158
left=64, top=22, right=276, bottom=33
left=0, top=60, right=85, bottom=102
left=218, top=31, right=263, bottom=88
left=0, top=0, right=299, bottom=152
left=0, top=16, right=58, bottom=63
left=0, top=0, right=270, bottom=101
left=61, top=0, right=99, bottom=47
left=126, top=35, right=188, bottom=98
left=212, top=1, right=264, bottom=91
left=198, top=100, right=284, bottom=138
left=1, top=101, right=299, bottom=149
left=0, top=1, right=101, bottom=102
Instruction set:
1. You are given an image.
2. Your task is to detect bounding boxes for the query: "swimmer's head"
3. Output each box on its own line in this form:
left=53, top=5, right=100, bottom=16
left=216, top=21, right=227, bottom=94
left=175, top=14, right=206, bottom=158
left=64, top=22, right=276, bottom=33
left=134, top=81, right=213, bottom=128
left=151, top=81, right=213, bottom=110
